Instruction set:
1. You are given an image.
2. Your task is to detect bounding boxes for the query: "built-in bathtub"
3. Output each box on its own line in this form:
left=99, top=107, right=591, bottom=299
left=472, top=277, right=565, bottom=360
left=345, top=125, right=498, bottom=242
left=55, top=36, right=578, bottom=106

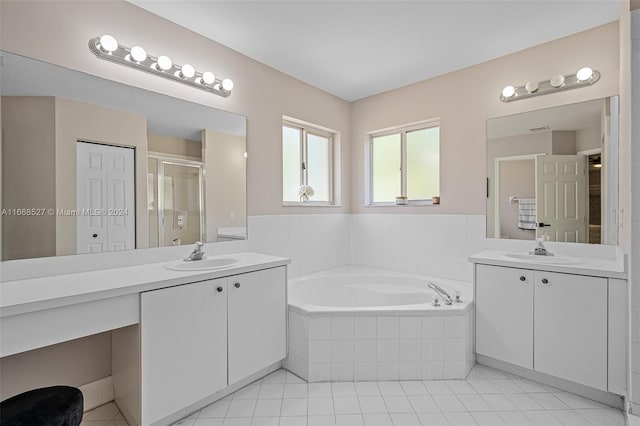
left=283, top=266, right=474, bottom=382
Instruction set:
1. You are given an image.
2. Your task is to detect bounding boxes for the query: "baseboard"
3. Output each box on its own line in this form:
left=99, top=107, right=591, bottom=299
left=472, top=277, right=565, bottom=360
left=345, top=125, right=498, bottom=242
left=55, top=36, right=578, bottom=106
left=628, top=410, right=640, bottom=426
left=79, top=376, right=114, bottom=412
left=476, top=355, right=624, bottom=409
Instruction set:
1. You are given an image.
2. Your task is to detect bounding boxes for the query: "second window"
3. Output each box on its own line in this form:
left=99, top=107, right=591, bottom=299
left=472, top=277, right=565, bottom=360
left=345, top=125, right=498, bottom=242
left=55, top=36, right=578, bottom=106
left=369, top=122, right=440, bottom=205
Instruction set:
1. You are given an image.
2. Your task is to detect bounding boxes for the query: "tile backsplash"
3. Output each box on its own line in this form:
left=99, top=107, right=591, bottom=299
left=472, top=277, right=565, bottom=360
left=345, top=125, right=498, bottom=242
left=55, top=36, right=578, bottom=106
left=350, top=214, right=485, bottom=282
left=247, top=214, right=485, bottom=282
left=248, top=214, right=351, bottom=278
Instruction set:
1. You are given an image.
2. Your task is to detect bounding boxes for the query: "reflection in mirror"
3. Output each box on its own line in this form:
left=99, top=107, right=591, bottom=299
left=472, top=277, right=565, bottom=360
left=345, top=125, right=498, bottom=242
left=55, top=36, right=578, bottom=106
left=486, top=96, right=618, bottom=245
left=1, top=51, right=247, bottom=260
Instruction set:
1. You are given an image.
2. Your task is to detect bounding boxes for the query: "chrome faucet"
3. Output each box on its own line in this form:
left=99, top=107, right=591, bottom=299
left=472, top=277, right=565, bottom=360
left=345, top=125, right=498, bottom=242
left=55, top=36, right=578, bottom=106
left=531, top=237, right=553, bottom=256
left=185, top=241, right=205, bottom=261
left=428, top=282, right=453, bottom=305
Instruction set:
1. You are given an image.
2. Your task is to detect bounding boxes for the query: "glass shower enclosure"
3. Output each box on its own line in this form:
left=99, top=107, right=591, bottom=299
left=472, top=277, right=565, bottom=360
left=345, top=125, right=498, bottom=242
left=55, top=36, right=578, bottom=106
left=148, top=157, right=204, bottom=247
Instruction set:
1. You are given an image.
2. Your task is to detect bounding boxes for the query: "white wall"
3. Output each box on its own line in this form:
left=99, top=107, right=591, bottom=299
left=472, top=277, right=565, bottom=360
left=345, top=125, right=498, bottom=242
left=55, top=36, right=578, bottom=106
left=629, top=8, right=640, bottom=416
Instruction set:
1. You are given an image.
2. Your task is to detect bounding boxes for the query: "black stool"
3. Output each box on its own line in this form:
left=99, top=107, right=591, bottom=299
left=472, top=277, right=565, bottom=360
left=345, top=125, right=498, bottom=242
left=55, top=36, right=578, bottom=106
left=0, top=386, right=83, bottom=426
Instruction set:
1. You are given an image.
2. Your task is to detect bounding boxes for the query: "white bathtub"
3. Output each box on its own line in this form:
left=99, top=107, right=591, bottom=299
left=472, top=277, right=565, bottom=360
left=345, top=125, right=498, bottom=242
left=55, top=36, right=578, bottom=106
left=284, top=266, right=475, bottom=382
left=288, top=266, right=472, bottom=314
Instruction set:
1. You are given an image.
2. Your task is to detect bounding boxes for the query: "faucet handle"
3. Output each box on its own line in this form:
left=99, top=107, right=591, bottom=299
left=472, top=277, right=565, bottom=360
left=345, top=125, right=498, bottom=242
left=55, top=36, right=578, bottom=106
left=455, top=290, right=462, bottom=303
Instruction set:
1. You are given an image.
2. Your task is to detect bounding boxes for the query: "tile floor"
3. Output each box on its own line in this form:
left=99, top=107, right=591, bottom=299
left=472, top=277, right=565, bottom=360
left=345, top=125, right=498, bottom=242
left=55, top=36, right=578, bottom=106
left=80, top=401, right=127, bottom=426
left=82, top=364, right=626, bottom=426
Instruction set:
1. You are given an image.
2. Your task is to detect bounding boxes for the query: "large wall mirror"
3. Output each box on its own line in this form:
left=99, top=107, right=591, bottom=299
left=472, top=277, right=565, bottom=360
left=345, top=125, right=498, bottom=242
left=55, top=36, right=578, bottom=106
left=486, top=96, right=619, bottom=245
left=1, top=51, right=247, bottom=261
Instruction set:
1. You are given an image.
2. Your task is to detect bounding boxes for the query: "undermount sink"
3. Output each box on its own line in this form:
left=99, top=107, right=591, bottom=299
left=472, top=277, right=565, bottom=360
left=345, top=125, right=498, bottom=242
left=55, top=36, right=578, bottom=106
left=165, top=257, right=239, bottom=271
left=504, top=253, right=583, bottom=265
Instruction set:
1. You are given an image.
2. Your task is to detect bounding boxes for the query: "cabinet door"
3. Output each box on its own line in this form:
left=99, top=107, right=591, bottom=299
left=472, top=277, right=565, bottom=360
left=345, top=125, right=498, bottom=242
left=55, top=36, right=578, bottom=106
left=228, top=266, right=286, bottom=385
left=141, top=279, right=228, bottom=425
left=476, top=264, right=534, bottom=369
left=534, top=271, right=607, bottom=390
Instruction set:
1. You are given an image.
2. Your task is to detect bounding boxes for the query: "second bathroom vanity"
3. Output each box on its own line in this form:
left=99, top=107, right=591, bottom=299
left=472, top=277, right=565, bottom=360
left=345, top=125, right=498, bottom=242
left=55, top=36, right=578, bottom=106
left=471, top=249, right=627, bottom=405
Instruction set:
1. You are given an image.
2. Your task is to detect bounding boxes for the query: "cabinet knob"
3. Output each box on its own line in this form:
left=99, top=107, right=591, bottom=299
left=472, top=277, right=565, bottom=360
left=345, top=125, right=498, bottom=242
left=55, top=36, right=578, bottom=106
left=217, top=286, right=223, bottom=293
left=92, top=233, right=98, bottom=238
left=519, top=276, right=526, bottom=281
left=541, top=278, right=549, bottom=284
left=234, top=282, right=241, bottom=289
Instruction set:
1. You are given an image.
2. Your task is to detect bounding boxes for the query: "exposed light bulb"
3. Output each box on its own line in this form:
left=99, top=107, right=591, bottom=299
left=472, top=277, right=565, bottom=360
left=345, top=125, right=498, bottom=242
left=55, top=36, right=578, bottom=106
left=156, top=55, right=173, bottom=71
left=221, top=78, right=234, bottom=91
left=201, top=71, right=215, bottom=85
left=525, top=81, right=539, bottom=93
left=594, top=163, right=602, bottom=168
left=549, top=74, right=565, bottom=88
left=129, top=46, right=147, bottom=62
left=502, top=85, right=515, bottom=98
left=178, top=64, right=195, bottom=79
left=576, top=67, right=593, bottom=82
left=99, top=35, right=118, bottom=53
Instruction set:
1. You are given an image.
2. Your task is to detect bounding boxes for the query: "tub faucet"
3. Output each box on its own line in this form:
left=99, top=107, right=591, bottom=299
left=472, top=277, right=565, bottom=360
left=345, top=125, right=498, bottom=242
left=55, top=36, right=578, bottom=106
left=185, top=241, right=205, bottom=261
left=428, top=282, right=453, bottom=305
left=531, top=237, right=553, bottom=256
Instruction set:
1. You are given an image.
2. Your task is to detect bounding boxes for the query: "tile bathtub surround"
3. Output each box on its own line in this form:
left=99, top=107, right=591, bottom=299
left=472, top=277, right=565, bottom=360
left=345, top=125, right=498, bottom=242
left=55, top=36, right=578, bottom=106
left=171, top=365, right=625, bottom=426
left=248, top=214, right=485, bottom=282
left=350, top=215, right=486, bottom=282
left=285, top=310, right=474, bottom=383
left=248, top=215, right=352, bottom=279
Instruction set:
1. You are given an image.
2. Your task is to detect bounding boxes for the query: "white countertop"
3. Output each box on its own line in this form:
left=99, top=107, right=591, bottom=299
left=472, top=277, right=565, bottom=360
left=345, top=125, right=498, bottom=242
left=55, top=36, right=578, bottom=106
left=0, top=252, right=290, bottom=317
left=469, top=250, right=626, bottom=279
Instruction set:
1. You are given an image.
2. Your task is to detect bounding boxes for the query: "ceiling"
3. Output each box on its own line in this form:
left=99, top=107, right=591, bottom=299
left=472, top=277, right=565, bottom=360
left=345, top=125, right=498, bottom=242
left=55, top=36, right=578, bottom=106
left=130, top=0, right=621, bottom=101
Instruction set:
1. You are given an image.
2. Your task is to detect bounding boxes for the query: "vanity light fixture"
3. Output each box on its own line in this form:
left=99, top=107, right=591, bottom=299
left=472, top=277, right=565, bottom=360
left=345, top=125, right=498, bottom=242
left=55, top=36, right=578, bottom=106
left=500, top=66, right=599, bottom=102
left=89, top=35, right=234, bottom=98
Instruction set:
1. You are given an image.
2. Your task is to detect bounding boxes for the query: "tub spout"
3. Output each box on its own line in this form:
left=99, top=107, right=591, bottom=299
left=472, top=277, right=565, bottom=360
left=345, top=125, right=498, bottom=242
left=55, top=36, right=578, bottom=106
left=428, top=282, right=453, bottom=305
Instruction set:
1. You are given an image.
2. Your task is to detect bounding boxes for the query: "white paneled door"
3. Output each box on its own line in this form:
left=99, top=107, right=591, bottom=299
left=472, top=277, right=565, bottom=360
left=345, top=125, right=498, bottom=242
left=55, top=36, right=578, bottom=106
left=77, top=142, right=135, bottom=254
left=535, top=154, right=587, bottom=242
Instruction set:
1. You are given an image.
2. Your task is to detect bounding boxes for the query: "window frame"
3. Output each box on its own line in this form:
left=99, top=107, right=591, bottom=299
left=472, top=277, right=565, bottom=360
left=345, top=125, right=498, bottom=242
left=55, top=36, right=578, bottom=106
left=282, top=120, right=335, bottom=206
left=367, top=119, right=440, bottom=207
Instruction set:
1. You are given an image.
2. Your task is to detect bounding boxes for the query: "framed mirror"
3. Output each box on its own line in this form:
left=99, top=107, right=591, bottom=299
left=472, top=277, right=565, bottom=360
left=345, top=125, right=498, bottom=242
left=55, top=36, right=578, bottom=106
left=1, top=51, right=247, bottom=261
left=486, top=96, right=619, bottom=245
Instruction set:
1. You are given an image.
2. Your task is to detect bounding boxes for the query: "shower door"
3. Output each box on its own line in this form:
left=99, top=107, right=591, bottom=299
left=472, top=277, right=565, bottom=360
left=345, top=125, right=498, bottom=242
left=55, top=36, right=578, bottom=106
left=148, top=157, right=204, bottom=247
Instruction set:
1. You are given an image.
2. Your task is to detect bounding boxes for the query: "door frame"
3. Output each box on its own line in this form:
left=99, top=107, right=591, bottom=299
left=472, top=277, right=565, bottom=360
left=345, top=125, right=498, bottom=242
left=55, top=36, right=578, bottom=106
left=577, top=148, right=602, bottom=244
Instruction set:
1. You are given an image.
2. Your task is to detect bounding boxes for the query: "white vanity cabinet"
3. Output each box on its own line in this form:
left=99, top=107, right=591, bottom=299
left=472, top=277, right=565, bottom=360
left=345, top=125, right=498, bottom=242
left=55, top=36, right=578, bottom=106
left=475, top=261, right=620, bottom=394
left=228, top=266, right=287, bottom=385
left=533, top=271, right=607, bottom=390
left=140, top=266, right=287, bottom=425
left=141, top=278, right=228, bottom=425
left=476, top=264, right=533, bottom=369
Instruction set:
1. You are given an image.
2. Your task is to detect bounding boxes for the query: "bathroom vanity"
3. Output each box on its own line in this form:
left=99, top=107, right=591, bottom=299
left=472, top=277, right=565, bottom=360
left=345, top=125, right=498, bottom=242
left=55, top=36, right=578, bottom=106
left=0, top=252, right=290, bottom=426
left=471, top=250, right=627, bottom=405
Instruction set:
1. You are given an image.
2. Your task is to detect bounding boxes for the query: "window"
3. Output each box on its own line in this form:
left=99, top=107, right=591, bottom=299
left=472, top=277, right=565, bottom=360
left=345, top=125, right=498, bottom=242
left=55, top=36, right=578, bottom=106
left=368, top=121, right=440, bottom=205
left=282, top=120, right=334, bottom=204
